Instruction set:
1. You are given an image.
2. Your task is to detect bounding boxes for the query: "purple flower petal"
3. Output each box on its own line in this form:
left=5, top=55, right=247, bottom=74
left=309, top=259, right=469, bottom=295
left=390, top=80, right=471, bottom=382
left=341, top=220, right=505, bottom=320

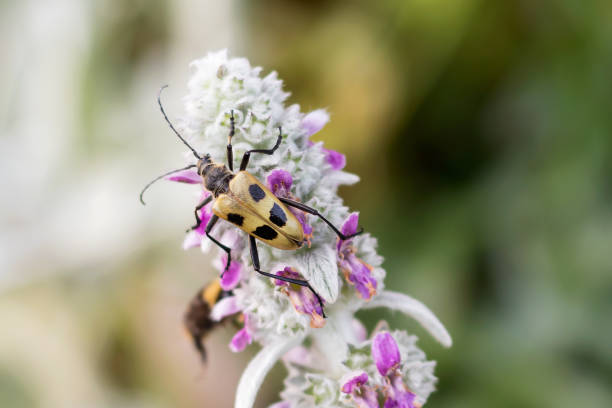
left=210, top=296, right=240, bottom=321
left=229, top=327, right=252, bottom=352
left=339, top=254, right=377, bottom=300
left=194, top=197, right=213, bottom=236
left=354, top=390, right=380, bottom=408
left=323, top=148, right=346, bottom=170
left=165, top=169, right=201, bottom=184
left=291, top=208, right=313, bottom=247
left=302, top=109, right=329, bottom=136
left=383, top=374, right=416, bottom=408
left=341, top=371, right=369, bottom=394
left=182, top=231, right=202, bottom=250
left=267, top=169, right=293, bottom=195
left=340, top=371, right=379, bottom=408
left=219, top=255, right=242, bottom=290
left=387, top=390, right=415, bottom=408
left=372, top=332, right=401, bottom=376
left=341, top=212, right=360, bottom=237
left=274, top=267, right=301, bottom=286
left=275, top=267, right=325, bottom=328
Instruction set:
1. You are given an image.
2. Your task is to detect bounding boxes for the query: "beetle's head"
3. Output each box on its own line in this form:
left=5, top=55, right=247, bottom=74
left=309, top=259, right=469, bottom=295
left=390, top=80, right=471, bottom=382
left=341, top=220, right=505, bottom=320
left=196, top=154, right=212, bottom=175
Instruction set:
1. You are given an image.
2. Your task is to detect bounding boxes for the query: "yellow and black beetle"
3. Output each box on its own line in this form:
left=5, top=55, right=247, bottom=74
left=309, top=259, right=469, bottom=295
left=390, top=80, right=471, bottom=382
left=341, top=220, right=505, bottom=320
left=140, top=86, right=363, bottom=314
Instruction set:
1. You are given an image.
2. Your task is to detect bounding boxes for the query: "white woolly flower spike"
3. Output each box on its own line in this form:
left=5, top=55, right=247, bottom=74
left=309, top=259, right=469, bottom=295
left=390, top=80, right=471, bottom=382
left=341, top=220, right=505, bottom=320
left=161, top=50, right=451, bottom=408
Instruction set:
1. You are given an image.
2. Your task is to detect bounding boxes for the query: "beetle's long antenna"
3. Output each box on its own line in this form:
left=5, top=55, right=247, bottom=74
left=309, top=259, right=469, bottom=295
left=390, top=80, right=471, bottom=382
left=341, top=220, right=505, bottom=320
left=139, top=164, right=197, bottom=205
left=158, top=85, right=201, bottom=160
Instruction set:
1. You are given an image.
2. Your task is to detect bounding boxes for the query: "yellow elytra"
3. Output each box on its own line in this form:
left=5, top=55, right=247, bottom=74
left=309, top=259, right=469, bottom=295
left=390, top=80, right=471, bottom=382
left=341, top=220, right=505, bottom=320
left=213, top=171, right=304, bottom=250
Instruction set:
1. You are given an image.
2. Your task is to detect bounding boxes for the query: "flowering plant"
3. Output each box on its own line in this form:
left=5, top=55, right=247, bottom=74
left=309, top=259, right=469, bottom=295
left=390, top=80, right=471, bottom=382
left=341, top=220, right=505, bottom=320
left=166, top=50, right=451, bottom=408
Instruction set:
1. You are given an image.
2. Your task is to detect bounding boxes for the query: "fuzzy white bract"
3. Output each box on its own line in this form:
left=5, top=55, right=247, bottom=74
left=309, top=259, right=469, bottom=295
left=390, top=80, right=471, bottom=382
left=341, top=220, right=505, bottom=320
left=171, top=50, right=451, bottom=408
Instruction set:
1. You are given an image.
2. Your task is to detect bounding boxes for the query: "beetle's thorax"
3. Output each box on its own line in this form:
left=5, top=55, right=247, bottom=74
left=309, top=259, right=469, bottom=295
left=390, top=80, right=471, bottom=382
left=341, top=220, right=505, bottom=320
left=197, top=157, right=233, bottom=197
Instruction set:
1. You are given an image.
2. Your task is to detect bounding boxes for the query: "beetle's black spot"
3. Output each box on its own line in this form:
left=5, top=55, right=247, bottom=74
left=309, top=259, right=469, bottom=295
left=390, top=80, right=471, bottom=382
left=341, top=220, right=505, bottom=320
left=249, top=184, right=266, bottom=202
left=253, top=225, right=278, bottom=240
left=227, top=213, right=244, bottom=226
left=269, top=203, right=287, bottom=227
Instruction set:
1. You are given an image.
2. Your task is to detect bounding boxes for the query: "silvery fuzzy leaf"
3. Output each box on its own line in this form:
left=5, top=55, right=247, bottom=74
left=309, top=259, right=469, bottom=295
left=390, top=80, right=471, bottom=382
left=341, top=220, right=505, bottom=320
left=295, top=245, right=339, bottom=303
left=363, top=291, right=452, bottom=348
left=322, top=171, right=360, bottom=189
left=235, top=334, right=305, bottom=408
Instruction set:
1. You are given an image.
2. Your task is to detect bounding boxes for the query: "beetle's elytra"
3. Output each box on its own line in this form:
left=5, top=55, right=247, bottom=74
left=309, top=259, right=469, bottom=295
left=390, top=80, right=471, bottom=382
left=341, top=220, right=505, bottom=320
left=140, top=86, right=363, bottom=323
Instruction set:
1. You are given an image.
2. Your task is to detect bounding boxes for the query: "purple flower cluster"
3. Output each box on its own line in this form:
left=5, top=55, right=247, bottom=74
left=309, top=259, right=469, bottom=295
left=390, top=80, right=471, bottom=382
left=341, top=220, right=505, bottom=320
left=338, top=213, right=378, bottom=300
left=342, top=332, right=417, bottom=408
left=168, top=51, right=450, bottom=408
left=274, top=267, right=325, bottom=328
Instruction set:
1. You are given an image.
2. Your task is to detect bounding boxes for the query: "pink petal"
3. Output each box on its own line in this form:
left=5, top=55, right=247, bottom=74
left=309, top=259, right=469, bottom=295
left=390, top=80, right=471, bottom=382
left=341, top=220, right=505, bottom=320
left=182, top=231, right=202, bottom=250
left=210, top=296, right=240, bottom=321
left=323, top=148, right=346, bottom=170
left=354, top=390, right=380, bottom=408
left=384, top=386, right=415, bottom=408
left=341, top=255, right=377, bottom=300
left=341, top=212, right=360, bottom=237
left=267, top=169, right=293, bottom=195
left=340, top=371, right=379, bottom=408
left=372, top=332, right=401, bottom=376
left=341, top=371, right=369, bottom=394
left=165, top=169, right=201, bottom=184
left=275, top=267, right=325, bottom=328
left=274, top=267, right=302, bottom=286
left=184, top=192, right=213, bottom=238
left=302, top=109, right=329, bottom=136
left=219, top=255, right=242, bottom=290
left=384, top=373, right=416, bottom=408
left=229, top=327, right=252, bottom=353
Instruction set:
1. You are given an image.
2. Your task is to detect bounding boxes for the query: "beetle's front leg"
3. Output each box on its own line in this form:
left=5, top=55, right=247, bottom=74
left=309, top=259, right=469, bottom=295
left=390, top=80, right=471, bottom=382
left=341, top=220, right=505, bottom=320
left=204, top=215, right=232, bottom=275
left=239, top=127, right=283, bottom=171
left=187, top=195, right=213, bottom=232
left=248, top=236, right=325, bottom=317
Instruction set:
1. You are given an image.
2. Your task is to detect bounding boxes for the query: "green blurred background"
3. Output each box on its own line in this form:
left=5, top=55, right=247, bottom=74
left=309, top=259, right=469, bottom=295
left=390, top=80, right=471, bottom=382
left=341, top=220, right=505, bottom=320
left=1, top=0, right=611, bottom=407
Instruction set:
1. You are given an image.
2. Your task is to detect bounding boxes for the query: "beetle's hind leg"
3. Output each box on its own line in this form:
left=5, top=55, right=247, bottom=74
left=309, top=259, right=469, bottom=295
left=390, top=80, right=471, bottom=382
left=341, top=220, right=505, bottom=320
left=248, top=236, right=326, bottom=318
left=204, top=215, right=232, bottom=275
left=187, top=195, right=213, bottom=232
left=278, top=197, right=364, bottom=240
left=239, top=127, right=283, bottom=171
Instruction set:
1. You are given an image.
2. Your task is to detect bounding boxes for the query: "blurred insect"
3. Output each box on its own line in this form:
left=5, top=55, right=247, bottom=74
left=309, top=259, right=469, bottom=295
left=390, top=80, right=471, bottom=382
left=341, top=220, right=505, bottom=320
left=183, top=279, right=233, bottom=362
left=140, top=86, right=364, bottom=315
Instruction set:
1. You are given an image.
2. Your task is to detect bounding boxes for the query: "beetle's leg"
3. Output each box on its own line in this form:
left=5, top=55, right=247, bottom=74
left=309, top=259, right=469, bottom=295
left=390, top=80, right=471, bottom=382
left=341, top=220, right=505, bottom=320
left=227, top=110, right=235, bottom=171
left=204, top=215, right=232, bottom=275
left=239, top=127, right=283, bottom=171
left=187, top=195, right=213, bottom=232
left=248, top=235, right=325, bottom=317
left=278, top=197, right=364, bottom=240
